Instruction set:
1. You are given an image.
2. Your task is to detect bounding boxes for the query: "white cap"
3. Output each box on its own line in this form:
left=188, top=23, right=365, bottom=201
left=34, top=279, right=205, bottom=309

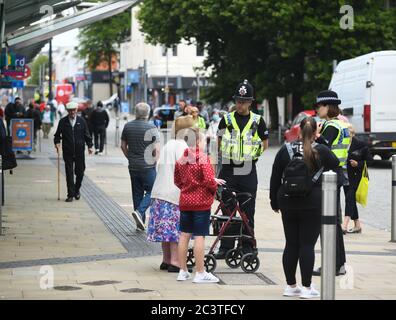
left=66, top=101, right=78, bottom=110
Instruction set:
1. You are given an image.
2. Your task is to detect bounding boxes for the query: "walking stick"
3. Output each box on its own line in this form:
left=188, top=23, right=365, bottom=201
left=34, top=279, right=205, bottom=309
left=57, top=148, right=60, bottom=201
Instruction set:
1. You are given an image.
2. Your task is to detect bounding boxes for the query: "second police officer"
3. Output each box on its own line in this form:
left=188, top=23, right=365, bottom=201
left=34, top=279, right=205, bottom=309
left=314, top=90, right=350, bottom=276
left=215, top=80, right=269, bottom=259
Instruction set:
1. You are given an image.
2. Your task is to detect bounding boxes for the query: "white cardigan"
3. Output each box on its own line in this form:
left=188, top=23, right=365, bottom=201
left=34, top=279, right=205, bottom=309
left=151, top=139, right=188, bottom=205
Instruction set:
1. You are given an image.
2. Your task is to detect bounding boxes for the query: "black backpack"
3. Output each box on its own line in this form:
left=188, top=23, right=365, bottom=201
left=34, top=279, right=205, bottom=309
left=282, top=142, right=323, bottom=198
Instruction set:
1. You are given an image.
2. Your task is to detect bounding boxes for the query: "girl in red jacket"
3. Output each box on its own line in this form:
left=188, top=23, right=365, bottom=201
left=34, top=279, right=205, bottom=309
left=174, top=128, right=225, bottom=283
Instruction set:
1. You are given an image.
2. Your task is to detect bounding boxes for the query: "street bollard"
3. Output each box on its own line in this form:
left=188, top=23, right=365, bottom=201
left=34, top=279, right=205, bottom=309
left=0, top=155, right=2, bottom=236
left=392, top=155, right=396, bottom=242
left=321, top=170, right=338, bottom=300
left=115, top=117, right=120, bottom=147
left=39, top=129, right=42, bottom=153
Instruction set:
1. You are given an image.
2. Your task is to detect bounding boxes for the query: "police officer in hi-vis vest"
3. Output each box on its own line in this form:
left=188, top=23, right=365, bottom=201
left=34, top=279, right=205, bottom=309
left=314, top=90, right=350, bottom=276
left=215, top=80, right=269, bottom=259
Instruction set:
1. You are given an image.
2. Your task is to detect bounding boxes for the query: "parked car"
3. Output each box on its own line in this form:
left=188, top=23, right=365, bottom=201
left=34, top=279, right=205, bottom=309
left=284, top=110, right=317, bottom=142
left=151, top=105, right=177, bottom=129
left=329, top=50, right=396, bottom=160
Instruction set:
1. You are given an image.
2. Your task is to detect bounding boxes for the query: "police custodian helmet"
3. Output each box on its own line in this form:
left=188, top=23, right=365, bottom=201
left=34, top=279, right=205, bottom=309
left=233, top=79, right=254, bottom=100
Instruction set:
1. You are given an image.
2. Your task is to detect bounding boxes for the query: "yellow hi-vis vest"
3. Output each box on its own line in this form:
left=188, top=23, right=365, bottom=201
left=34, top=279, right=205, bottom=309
left=322, top=119, right=351, bottom=167
left=197, top=116, right=206, bottom=129
left=220, top=111, right=263, bottom=162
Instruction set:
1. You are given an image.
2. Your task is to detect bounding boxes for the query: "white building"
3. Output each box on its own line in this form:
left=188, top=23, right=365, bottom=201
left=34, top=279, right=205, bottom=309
left=120, top=6, right=212, bottom=108
left=52, top=45, right=88, bottom=98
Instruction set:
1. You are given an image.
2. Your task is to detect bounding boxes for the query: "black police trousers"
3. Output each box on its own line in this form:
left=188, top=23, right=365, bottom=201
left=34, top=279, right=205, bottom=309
left=218, top=164, right=258, bottom=252
left=64, top=154, right=85, bottom=198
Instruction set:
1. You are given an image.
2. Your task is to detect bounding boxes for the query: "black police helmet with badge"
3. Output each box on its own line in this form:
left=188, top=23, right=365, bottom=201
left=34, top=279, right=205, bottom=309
left=315, top=90, right=341, bottom=107
left=233, top=79, right=254, bottom=101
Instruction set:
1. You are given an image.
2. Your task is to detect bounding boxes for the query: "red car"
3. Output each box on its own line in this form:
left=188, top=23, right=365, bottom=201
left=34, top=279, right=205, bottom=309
left=284, top=110, right=317, bottom=142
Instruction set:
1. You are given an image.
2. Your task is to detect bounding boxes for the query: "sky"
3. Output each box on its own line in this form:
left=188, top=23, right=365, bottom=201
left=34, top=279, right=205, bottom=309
left=42, top=28, right=80, bottom=51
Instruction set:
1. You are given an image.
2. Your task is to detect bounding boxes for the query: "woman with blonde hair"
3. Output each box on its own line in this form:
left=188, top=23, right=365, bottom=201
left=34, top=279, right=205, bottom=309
left=147, top=116, right=194, bottom=272
left=189, top=106, right=206, bottom=129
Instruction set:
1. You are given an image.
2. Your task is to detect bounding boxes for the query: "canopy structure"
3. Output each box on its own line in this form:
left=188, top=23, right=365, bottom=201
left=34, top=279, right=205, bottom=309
left=1, top=0, right=140, bottom=62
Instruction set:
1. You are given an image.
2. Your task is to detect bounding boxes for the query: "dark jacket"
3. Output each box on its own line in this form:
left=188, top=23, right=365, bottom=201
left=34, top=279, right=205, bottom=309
left=81, top=107, right=94, bottom=130
left=347, top=137, right=372, bottom=189
left=25, top=108, right=42, bottom=131
left=91, top=108, right=110, bottom=129
left=270, top=141, right=339, bottom=212
left=5, top=102, right=24, bottom=122
left=54, top=116, right=93, bottom=157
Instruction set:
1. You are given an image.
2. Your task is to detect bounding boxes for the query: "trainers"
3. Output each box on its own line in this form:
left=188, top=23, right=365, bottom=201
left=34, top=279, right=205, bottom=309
left=300, top=284, right=320, bottom=299
left=193, top=272, right=219, bottom=283
left=131, top=211, right=146, bottom=231
left=283, top=285, right=302, bottom=297
left=337, top=265, right=347, bottom=276
left=177, top=270, right=192, bottom=281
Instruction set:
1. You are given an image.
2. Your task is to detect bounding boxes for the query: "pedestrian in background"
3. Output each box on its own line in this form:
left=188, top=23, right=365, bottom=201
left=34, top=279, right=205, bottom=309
left=25, top=102, right=42, bottom=148
left=41, top=105, right=54, bottom=139
left=82, top=100, right=94, bottom=137
left=206, top=109, right=221, bottom=155
left=54, top=102, right=93, bottom=202
left=5, top=97, right=25, bottom=136
left=270, top=117, right=339, bottom=299
left=121, top=102, right=160, bottom=231
left=57, top=102, right=66, bottom=119
left=189, top=107, right=206, bottom=129
left=197, top=101, right=209, bottom=129
left=174, top=127, right=225, bottom=283
left=342, top=124, right=372, bottom=234
left=174, top=100, right=188, bottom=119
left=91, top=101, right=110, bottom=155
left=148, top=116, right=194, bottom=272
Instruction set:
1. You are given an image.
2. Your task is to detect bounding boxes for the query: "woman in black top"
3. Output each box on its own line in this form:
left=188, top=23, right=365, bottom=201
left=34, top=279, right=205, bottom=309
left=342, top=124, right=372, bottom=233
left=270, top=117, right=339, bottom=298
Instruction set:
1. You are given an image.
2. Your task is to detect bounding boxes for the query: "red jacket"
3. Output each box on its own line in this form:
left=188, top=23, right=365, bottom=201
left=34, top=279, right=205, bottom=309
left=174, top=147, right=218, bottom=212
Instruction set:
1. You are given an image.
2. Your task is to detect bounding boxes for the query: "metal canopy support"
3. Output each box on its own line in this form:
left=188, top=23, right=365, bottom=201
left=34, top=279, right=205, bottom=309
left=7, top=0, right=141, bottom=50
left=0, top=0, right=5, bottom=49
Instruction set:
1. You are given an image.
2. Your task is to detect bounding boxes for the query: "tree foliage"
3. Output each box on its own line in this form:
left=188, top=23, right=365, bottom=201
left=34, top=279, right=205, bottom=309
left=77, top=9, right=131, bottom=94
left=27, top=54, right=49, bottom=86
left=138, top=0, right=396, bottom=125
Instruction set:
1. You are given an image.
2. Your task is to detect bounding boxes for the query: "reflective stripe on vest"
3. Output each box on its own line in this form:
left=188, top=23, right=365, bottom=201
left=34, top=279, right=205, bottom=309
left=323, top=119, right=351, bottom=167
left=220, top=111, right=263, bottom=161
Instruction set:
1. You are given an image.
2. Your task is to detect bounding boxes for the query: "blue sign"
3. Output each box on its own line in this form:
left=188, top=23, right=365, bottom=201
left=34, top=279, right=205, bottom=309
left=121, top=102, right=130, bottom=113
left=127, top=70, right=140, bottom=84
left=11, top=119, right=33, bottom=151
left=16, top=128, right=27, bottom=139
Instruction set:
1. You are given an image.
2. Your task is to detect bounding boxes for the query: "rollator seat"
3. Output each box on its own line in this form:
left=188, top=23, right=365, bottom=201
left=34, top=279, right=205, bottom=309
left=211, top=215, right=242, bottom=222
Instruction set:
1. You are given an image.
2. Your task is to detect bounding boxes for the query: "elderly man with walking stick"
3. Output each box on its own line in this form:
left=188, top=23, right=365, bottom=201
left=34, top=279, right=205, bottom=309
left=54, top=102, right=94, bottom=202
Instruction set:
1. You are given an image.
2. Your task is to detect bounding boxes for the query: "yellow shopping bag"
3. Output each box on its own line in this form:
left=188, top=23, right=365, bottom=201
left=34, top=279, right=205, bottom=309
left=356, top=162, right=369, bottom=207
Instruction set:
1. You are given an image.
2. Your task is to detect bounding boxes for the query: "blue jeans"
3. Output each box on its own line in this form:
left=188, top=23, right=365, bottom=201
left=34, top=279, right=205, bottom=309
left=129, top=167, right=156, bottom=223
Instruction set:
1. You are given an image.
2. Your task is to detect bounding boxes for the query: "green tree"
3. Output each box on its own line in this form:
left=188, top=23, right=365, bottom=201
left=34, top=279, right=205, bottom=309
left=77, top=10, right=131, bottom=95
left=138, top=0, right=396, bottom=127
left=27, top=54, right=48, bottom=86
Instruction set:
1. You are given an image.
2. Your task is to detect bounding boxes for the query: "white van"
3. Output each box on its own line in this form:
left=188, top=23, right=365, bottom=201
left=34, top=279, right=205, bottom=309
left=329, top=51, right=396, bottom=160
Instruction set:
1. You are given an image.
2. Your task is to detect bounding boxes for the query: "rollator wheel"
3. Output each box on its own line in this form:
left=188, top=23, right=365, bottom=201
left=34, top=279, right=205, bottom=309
left=240, top=253, right=260, bottom=273
left=204, top=254, right=217, bottom=273
left=225, top=249, right=242, bottom=269
left=186, top=248, right=195, bottom=268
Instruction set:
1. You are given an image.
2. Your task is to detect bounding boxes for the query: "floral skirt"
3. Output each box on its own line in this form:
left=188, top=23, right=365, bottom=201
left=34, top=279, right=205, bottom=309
left=147, top=198, right=180, bottom=242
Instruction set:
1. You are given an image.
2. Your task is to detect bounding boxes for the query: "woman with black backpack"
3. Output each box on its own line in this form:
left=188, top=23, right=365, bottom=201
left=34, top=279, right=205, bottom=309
left=270, top=117, right=339, bottom=299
